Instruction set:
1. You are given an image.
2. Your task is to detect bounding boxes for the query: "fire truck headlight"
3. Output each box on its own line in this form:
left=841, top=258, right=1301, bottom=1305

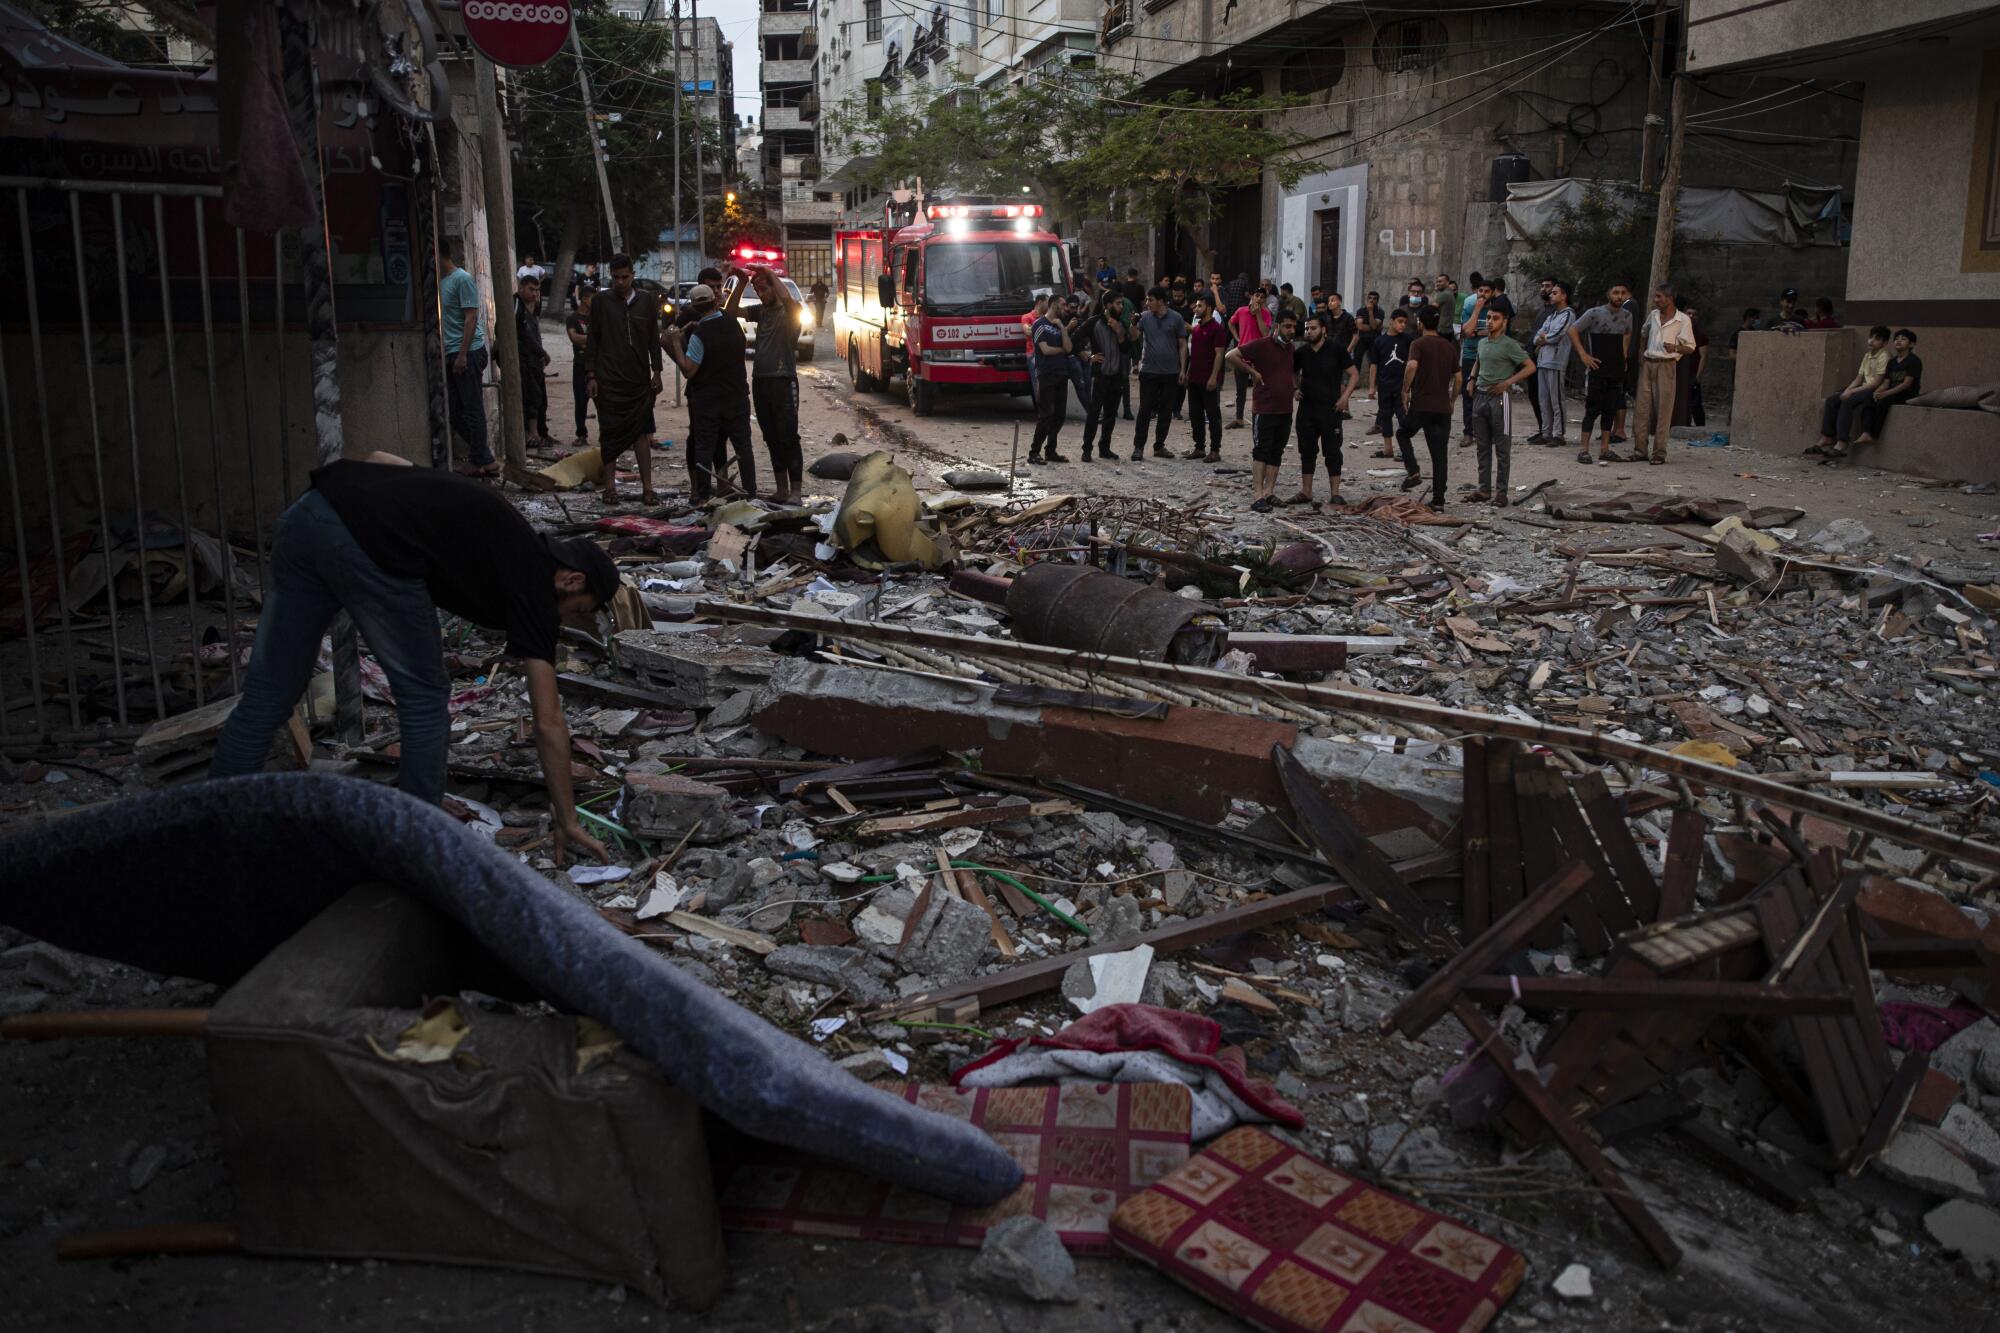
left=946, top=217, right=970, bottom=235
left=1014, top=217, right=1032, bottom=233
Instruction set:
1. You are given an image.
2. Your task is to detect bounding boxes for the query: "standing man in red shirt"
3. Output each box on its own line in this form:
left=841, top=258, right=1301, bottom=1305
left=1183, top=295, right=1228, bottom=461
left=1224, top=311, right=1300, bottom=513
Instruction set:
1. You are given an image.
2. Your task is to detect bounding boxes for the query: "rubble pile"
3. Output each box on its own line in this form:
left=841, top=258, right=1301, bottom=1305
left=6, top=446, right=2000, bottom=1330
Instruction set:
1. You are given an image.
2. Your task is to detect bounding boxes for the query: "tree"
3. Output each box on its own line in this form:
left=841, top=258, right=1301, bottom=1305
left=1523, top=182, right=1708, bottom=312
left=706, top=188, right=780, bottom=260
left=822, top=69, right=1305, bottom=269
left=511, top=1, right=725, bottom=308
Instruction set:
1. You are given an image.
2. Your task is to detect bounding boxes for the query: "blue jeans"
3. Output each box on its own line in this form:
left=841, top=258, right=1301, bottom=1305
left=449, top=345, right=491, bottom=465
left=210, top=490, right=450, bottom=804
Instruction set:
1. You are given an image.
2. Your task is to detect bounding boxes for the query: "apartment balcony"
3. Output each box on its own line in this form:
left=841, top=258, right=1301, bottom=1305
left=764, top=57, right=811, bottom=83
left=780, top=153, right=822, bottom=178
left=798, top=90, right=819, bottom=119
left=758, top=9, right=807, bottom=35
left=783, top=197, right=844, bottom=224
left=763, top=105, right=805, bottom=132
left=799, top=21, right=817, bottom=55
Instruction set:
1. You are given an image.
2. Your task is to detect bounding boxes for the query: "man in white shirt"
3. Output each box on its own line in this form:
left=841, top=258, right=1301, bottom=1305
left=516, top=255, right=546, bottom=285
left=1632, top=284, right=1695, bottom=465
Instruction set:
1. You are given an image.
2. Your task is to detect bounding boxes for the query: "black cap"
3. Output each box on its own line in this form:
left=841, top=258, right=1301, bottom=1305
left=1781, top=288, right=1798, bottom=300
left=546, top=536, right=620, bottom=607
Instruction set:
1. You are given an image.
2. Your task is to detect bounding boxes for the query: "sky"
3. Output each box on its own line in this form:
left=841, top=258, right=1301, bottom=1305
left=701, top=0, right=767, bottom=132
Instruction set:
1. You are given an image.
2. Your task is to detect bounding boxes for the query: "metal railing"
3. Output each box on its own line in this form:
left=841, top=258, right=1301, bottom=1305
left=1, top=176, right=293, bottom=740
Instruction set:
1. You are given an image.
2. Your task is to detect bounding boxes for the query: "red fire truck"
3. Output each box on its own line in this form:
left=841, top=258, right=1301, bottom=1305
left=833, top=200, right=1073, bottom=416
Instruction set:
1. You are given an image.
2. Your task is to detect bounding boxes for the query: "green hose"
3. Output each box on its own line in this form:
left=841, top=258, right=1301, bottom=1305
left=856, top=862, right=1090, bottom=936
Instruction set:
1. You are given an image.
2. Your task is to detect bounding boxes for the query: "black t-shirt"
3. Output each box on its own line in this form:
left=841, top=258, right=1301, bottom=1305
left=1884, top=353, right=1923, bottom=400
left=1325, top=310, right=1358, bottom=351
left=311, top=461, right=560, bottom=663
left=565, top=310, right=589, bottom=363
left=1293, top=337, right=1354, bottom=406
left=1374, top=329, right=1417, bottom=385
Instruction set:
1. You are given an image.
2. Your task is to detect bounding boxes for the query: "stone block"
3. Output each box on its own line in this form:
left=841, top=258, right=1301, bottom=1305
left=622, top=769, right=747, bottom=845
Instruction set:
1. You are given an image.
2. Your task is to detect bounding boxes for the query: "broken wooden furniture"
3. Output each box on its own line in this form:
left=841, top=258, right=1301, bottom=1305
left=8, top=886, right=729, bottom=1308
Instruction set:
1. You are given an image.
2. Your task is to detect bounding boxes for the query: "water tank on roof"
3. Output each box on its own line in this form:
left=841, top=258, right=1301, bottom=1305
left=1489, top=153, right=1532, bottom=202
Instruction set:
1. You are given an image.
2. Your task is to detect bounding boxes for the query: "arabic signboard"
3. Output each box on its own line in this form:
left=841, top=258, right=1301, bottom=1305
left=461, top=0, right=572, bottom=69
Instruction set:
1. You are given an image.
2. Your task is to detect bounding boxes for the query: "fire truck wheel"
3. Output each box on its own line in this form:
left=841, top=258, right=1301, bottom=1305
left=849, top=343, right=882, bottom=394
left=909, top=373, right=936, bottom=417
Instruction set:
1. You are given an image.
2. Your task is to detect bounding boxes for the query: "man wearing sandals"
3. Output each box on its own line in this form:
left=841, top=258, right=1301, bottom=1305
left=1569, top=282, right=1634, bottom=464
left=1806, top=325, right=1890, bottom=462
left=1632, top=285, right=1696, bottom=465
left=1290, top=312, right=1360, bottom=508
left=589, top=255, right=666, bottom=505
left=1465, top=306, right=1536, bottom=506
left=1226, top=311, right=1300, bottom=513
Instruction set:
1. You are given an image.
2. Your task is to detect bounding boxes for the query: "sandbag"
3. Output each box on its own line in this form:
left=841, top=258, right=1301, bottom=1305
left=831, top=451, right=949, bottom=570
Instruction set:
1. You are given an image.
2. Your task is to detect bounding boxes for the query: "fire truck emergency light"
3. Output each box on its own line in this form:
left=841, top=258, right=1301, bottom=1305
left=924, top=203, right=1043, bottom=220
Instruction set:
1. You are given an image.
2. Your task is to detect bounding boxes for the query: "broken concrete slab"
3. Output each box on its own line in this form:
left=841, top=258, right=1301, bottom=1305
left=1872, top=1125, right=1983, bottom=1201
left=764, top=945, right=893, bottom=1005
left=615, top=630, right=780, bottom=708
left=1939, top=1104, right=2000, bottom=1175
left=1806, top=518, right=1874, bottom=556
left=751, top=659, right=1460, bottom=840
left=1716, top=527, right=1779, bottom=588
left=966, top=1215, right=1080, bottom=1304
left=622, top=769, right=748, bottom=846
left=1924, top=1198, right=2000, bottom=1265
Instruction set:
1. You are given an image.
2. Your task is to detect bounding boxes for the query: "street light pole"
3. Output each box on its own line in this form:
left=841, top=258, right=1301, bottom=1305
left=572, top=21, right=623, bottom=254
left=691, top=0, right=707, bottom=264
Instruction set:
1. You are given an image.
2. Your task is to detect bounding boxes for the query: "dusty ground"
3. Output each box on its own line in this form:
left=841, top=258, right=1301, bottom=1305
left=5, top=342, right=2000, bottom=1333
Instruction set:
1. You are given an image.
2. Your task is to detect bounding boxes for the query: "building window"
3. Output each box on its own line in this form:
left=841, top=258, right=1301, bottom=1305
left=865, top=78, right=883, bottom=119
left=865, top=0, right=883, bottom=41
left=1372, top=19, right=1445, bottom=74
left=985, top=0, right=1002, bottom=21
left=1281, top=41, right=1345, bottom=96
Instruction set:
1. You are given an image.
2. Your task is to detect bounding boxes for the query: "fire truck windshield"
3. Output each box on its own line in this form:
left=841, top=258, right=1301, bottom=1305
left=922, top=240, right=1066, bottom=313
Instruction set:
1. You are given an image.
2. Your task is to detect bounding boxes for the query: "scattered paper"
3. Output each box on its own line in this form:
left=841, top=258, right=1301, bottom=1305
left=367, top=999, right=471, bottom=1065
left=570, top=864, right=631, bottom=886
left=636, top=873, right=683, bottom=920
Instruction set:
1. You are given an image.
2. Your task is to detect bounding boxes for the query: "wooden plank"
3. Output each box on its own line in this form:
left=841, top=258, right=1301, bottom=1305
left=1515, top=756, right=1580, bottom=950
left=1520, top=759, right=1611, bottom=954
left=1540, top=767, right=1639, bottom=939
left=1849, top=1051, right=1932, bottom=1173
left=1382, top=862, right=1594, bottom=1039
left=777, top=749, right=946, bottom=797
left=653, top=911, right=777, bottom=956
left=1461, top=737, right=1491, bottom=937
left=1577, top=770, right=1660, bottom=922
left=1659, top=808, right=1709, bottom=920
left=1454, top=1000, right=1683, bottom=1270
left=857, top=799, right=1079, bottom=838
left=894, top=880, right=936, bottom=961
left=1273, top=744, right=1434, bottom=947
left=1487, top=741, right=1526, bottom=921
left=1457, top=976, right=1854, bottom=1015
left=1672, top=1116, right=1822, bottom=1211
left=1755, top=884, right=1861, bottom=1156
left=1788, top=874, right=1886, bottom=1148
left=1762, top=856, right=1863, bottom=984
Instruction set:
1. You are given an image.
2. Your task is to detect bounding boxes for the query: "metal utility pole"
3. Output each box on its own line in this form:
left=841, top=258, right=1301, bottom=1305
left=476, top=55, right=528, bottom=470
left=1647, top=73, right=1691, bottom=299
left=572, top=23, right=623, bottom=254
left=691, top=0, right=707, bottom=263
left=1638, top=0, right=1670, bottom=191
left=671, top=0, right=685, bottom=403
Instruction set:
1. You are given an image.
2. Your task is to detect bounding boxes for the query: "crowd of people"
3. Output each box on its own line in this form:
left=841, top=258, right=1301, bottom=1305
left=1032, top=260, right=1752, bottom=509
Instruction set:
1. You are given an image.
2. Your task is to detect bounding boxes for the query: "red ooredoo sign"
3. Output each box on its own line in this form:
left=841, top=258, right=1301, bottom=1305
left=462, top=0, right=573, bottom=69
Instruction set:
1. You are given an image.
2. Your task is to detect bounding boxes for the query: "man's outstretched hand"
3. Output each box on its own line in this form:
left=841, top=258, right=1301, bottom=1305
left=554, top=819, right=610, bottom=869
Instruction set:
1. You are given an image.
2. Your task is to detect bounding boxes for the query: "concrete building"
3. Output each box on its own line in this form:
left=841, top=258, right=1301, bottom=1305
left=1686, top=0, right=2000, bottom=476
left=611, top=4, right=737, bottom=196
left=1097, top=1, right=1860, bottom=319
left=758, top=0, right=835, bottom=285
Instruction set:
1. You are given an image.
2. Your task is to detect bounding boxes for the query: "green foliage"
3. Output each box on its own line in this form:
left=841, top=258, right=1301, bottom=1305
left=1523, top=183, right=1710, bottom=312
left=512, top=1, right=725, bottom=255
left=18, top=0, right=172, bottom=64
left=823, top=70, right=1306, bottom=259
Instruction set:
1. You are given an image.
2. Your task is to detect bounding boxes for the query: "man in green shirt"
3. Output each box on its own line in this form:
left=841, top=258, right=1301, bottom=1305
left=1465, top=306, right=1536, bottom=505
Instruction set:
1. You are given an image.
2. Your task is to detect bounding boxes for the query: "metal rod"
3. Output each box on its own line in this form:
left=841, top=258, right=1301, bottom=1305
left=73, top=191, right=127, bottom=724
left=193, top=200, right=237, bottom=692
left=278, top=3, right=362, bottom=744
left=233, top=228, right=269, bottom=613
left=702, top=602, right=2000, bottom=873
left=154, top=194, right=204, bottom=707
left=109, top=193, right=164, bottom=718
left=273, top=231, right=292, bottom=505
left=0, top=240, right=41, bottom=734
left=0, top=175, right=222, bottom=199
left=690, top=0, right=706, bottom=263
left=1009, top=422, right=1019, bottom=495
left=15, top=189, right=81, bottom=726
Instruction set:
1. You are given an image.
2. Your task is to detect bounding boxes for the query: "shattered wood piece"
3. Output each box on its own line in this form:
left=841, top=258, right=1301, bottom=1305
left=1746, top=669, right=1830, bottom=756
left=1576, top=764, right=1656, bottom=920
left=1848, top=1049, right=1932, bottom=1175
left=865, top=877, right=1368, bottom=1018
left=1659, top=808, right=1708, bottom=920
left=1532, top=762, right=1637, bottom=940
left=1218, top=979, right=1281, bottom=1014
left=1381, top=862, right=1594, bottom=1040
left=556, top=673, right=685, bottom=710
left=1762, top=862, right=1863, bottom=984
left=824, top=785, right=861, bottom=816
left=1453, top=999, right=1683, bottom=1270
left=934, top=850, right=966, bottom=902
left=1671, top=1116, right=1820, bottom=1211
left=895, top=880, right=937, bottom=961
left=1456, top=975, right=1853, bottom=1015
left=1516, top=756, right=1592, bottom=952
left=1271, top=744, right=1434, bottom=948
left=776, top=749, right=945, bottom=797
left=1486, top=740, right=1526, bottom=921
left=856, top=800, right=1079, bottom=838
left=1461, top=737, right=1491, bottom=937
left=953, top=866, right=1018, bottom=960
left=1824, top=772, right=1950, bottom=789
left=285, top=712, right=313, bottom=769
left=1753, top=882, right=1865, bottom=1158
left=655, top=911, right=778, bottom=956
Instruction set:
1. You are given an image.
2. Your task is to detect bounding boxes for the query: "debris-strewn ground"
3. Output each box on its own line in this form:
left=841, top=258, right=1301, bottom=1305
left=4, top=342, right=1999, bottom=1332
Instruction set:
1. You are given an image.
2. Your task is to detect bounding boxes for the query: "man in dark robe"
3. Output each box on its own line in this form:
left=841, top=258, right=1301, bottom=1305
left=585, top=254, right=663, bottom=506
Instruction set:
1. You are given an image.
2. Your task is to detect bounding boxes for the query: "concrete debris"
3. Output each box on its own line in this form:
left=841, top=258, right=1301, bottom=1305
left=1924, top=1199, right=2000, bottom=1265
left=966, top=1215, right=1081, bottom=1304
left=1872, top=1127, right=1984, bottom=1201
left=1552, top=1264, right=1594, bottom=1301
left=1806, top=518, right=1875, bottom=556
left=622, top=769, right=748, bottom=846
